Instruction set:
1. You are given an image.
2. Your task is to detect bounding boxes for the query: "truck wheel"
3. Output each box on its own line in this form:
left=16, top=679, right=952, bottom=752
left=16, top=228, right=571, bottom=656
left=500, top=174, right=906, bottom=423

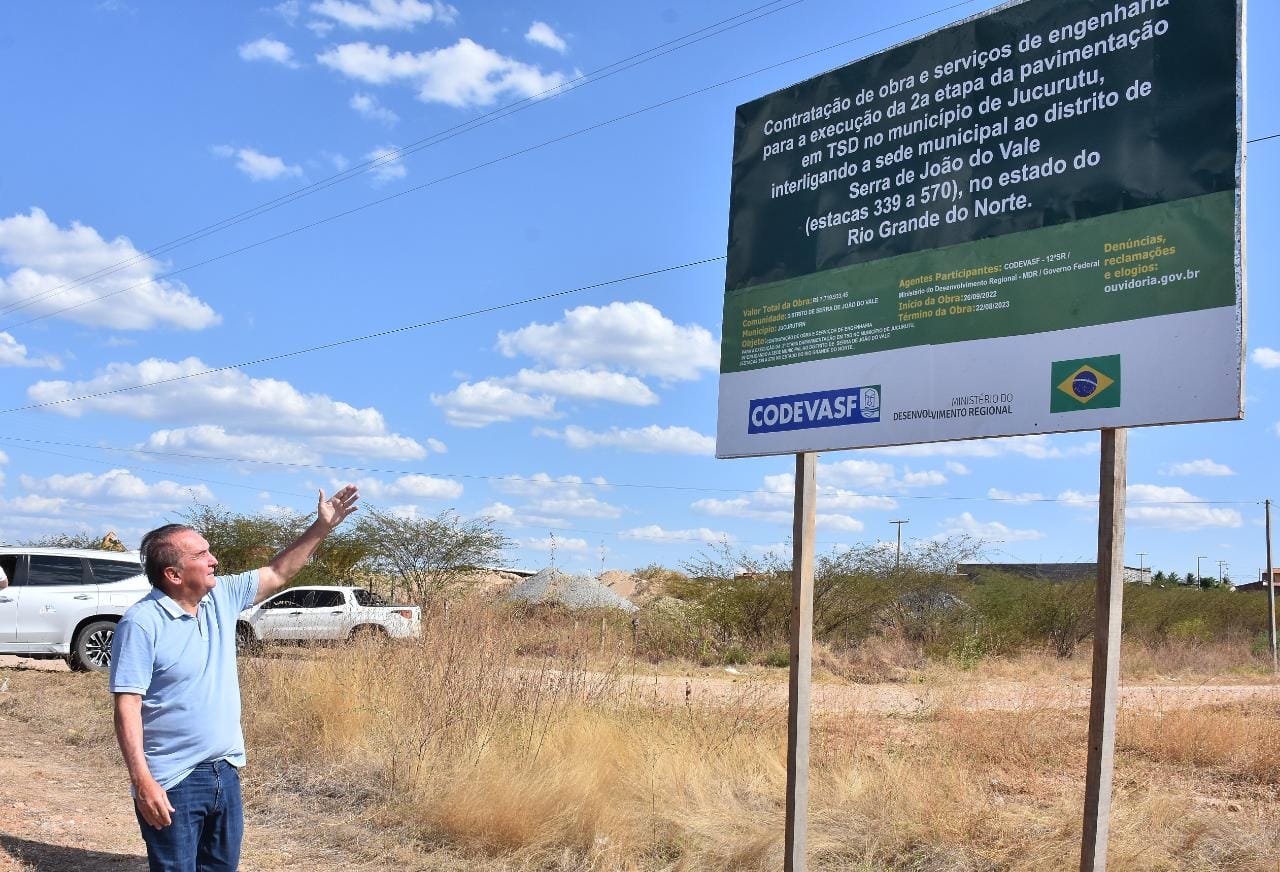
left=70, top=620, right=117, bottom=673
left=348, top=625, right=387, bottom=642
left=236, top=623, right=261, bottom=655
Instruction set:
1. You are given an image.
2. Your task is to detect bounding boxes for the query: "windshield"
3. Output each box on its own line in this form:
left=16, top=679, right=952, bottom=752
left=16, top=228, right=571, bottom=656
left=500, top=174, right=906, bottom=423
left=352, top=588, right=387, bottom=606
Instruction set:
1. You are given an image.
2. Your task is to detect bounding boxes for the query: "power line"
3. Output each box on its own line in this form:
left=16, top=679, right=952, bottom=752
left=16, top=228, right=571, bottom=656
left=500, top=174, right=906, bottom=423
left=0, top=439, right=822, bottom=551
left=0, top=0, right=985, bottom=334
left=0, top=434, right=1262, bottom=506
left=0, top=255, right=726, bottom=414
left=0, top=0, right=804, bottom=320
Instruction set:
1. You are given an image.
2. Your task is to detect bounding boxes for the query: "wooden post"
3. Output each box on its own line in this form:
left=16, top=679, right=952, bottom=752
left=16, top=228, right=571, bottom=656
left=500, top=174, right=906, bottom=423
left=1266, top=499, right=1276, bottom=675
left=785, top=452, right=817, bottom=872
left=1080, top=428, right=1127, bottom=872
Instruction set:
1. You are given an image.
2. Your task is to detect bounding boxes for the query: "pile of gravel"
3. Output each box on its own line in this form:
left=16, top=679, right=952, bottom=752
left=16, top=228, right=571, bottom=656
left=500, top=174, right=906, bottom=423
left=506, top=567, right=638, bottom=613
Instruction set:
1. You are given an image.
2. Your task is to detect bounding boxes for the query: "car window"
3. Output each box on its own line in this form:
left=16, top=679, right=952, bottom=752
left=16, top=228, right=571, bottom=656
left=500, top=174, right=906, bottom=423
left=0, top=555, right=17, bottom=588
left=352, top=589, right=386, bottom=606
left=311, top=590, right=344, bottom=608
left=89, top=558, right=144, bottom=583
left=262, top=591, right=306, bottom=609
left=27, top=555, right=87, bottom=586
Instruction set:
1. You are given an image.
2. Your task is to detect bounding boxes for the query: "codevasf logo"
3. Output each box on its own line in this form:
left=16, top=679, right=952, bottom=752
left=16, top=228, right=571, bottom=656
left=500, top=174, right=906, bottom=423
left=748, top=385, right=881, bottom=434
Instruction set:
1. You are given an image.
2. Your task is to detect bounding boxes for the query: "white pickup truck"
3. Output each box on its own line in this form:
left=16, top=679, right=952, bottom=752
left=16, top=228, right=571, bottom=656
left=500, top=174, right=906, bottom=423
left=235, top=585, right=420, bottom=650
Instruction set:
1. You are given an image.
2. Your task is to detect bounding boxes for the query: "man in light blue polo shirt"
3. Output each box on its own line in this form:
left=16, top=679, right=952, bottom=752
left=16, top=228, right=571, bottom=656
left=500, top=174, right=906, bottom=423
left=110, top=485, right=358, bottom=871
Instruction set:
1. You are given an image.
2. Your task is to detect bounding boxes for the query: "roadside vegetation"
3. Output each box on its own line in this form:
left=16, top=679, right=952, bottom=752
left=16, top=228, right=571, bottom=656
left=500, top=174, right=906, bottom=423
left=9, top=507, right=1280, bottom=868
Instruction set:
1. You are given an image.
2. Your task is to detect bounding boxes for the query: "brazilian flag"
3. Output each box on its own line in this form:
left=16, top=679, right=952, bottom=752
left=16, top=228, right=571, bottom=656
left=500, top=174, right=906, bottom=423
left=1050, top=355, right=1121, bottom=413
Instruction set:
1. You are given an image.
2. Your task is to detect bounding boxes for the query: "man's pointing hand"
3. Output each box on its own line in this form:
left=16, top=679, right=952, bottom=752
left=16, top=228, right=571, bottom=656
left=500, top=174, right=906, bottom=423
left=318, top=484, right=359, bottom=531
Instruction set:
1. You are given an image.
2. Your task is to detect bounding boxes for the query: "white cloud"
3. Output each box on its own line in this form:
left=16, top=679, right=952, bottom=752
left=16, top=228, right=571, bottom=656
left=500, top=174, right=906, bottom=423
left=364, top=145, right=407, bottom=184
left=0, top=331, right=59, bottom=368
left=238, top=37, right=300, bottom=67
left=821, top=459, right=895, bottom=489
left=818, top=513, right=866, bottom=533
left=940, top=512, right=1044, bottom=542
left=477, top=501, right=516, bottom=522
left=20, top=468, right=213, bottom=508
left=525, top=21, right=567, bottom=53
left=620, top=525, right=733, bottom=545
left=0, top=493, right=69, bottom=516
left=820, top=458, right=946, bottom=492
left=987, top=487, right=1044, bottom=504
left=142, top=425, right=427, bottom=464
left=0, top=208, right=219, bottom=331
left=1251, top=347, right=1280, bottom=369
left=350, top=92, right=399, bottom=124
left=498, top=302, right=717, bottom=381
left=1056, top=489, right=1096, bottom=506
left=691, top=472, right=884, bottom=531
left=545, top=424, right=714, bottom=455
left=817, top=490, right=899, bottom=512
left=900, top=469, right=947, bottom=488
left=28, top=358, right=424, bottom=459
left=945, top=461, right=971, bottom=475
left=426, top=437, right=447, bottom=453
left=1161, top=459, right=1235, bottom=477
left=871, top=434, right=1095, bottom=460
left=143, top=426, right=321, bottom=464
left=311, top=434, right=428, bottom=459
left=1056, top=484, right=1244, bottom=530
left=213, top=145, right=303, bottom=181
left=345, top=473, right=462, bottom=501
left=496, top=473, right=622, bottom=519
left=317, top=39, right=569, bottom=107
left=432, top=368, right=655, bottom=428
left=274, top=1, right=301, bottom=24
left=310, top=0, right=456, bottom=30
left=431, top=380, right=557, bottom=427
left=526, top=535, right=588, bottom=553
left=1126, top=483, right=1243, bottom=530
left=510, top=368, right=657, bottom=405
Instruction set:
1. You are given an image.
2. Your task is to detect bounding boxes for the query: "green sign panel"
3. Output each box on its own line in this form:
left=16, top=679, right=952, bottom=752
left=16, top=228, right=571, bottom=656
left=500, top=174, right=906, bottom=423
left=717, top=0, right=1243, bottom=458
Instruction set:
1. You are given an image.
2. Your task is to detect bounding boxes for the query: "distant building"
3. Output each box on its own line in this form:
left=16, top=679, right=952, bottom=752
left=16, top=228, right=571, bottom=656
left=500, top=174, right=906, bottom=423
left=957, top=563, right=1152, bottom=584
left=1233, top=569, right=1280, bottom=593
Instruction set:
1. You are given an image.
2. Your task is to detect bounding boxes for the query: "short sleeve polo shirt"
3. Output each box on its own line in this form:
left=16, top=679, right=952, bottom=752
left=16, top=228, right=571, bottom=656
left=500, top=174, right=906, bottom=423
left=109, top=570, right=259, bottom=790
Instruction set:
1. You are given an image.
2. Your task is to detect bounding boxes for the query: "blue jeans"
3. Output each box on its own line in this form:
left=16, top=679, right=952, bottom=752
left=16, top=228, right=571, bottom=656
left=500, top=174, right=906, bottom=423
left=135, top=760, right=244, bottom=871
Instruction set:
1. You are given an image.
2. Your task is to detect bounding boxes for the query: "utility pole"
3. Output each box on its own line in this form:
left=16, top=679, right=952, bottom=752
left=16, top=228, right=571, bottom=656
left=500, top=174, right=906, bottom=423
left=1218, top=560, right=1228, bottom=586
left=890, top=519, right=910, bottom=570
left=1137, top=552, right=1148, bottom=584
left=1196, top=555, right=1207, bottom=587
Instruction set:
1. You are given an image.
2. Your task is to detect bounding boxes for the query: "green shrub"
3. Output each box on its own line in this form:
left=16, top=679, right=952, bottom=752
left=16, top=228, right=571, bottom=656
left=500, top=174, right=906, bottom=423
left=763, top=648, right=790, bottom=668
left=633, top=597, right=706, bottom=662
left=722, top=645, right=749, bottom=666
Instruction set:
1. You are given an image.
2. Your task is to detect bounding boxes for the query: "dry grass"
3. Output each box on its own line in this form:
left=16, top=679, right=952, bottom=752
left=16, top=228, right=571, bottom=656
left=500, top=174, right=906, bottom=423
left=227, top=602, right=1280, bottom=870
left=3, top=600, right=1279, bottom=870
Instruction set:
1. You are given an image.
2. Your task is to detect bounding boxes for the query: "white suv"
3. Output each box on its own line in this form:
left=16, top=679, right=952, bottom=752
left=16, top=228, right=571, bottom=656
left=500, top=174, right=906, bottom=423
left=0, top=547, right=148, bottom=672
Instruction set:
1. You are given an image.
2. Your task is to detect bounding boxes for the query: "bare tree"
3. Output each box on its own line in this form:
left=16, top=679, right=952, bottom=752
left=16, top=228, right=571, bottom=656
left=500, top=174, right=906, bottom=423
left=354, top=507, right=509, bottom=604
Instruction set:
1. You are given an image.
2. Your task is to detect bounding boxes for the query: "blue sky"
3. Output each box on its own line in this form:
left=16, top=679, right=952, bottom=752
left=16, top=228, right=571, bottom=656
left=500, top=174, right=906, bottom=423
left=0, top=0, right=1275, bottom=582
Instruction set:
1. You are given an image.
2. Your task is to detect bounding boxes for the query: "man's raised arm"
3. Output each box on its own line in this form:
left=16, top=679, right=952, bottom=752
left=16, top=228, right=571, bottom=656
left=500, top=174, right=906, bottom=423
left=254, top=485, right=359, bottom=604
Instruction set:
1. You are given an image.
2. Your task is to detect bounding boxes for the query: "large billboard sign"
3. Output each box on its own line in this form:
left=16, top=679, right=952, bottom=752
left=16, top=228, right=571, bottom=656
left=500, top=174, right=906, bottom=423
left=716, top=0, right=1243, bottom=458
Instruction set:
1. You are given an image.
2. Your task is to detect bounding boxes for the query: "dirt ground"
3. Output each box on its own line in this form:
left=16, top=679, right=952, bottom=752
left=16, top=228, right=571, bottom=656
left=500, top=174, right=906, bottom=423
left=4, top=653, right=1279, bottom=871
left=0, top=656, right=456, bottom=872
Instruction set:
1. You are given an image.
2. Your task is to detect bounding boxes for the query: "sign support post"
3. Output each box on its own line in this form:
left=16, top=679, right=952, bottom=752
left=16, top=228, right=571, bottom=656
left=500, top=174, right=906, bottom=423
left=1080, top=428, right=1128, bottom=872
left=785, top=451, right=817, bottom=872
left=1266, top=499, right=1276, bottom=674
